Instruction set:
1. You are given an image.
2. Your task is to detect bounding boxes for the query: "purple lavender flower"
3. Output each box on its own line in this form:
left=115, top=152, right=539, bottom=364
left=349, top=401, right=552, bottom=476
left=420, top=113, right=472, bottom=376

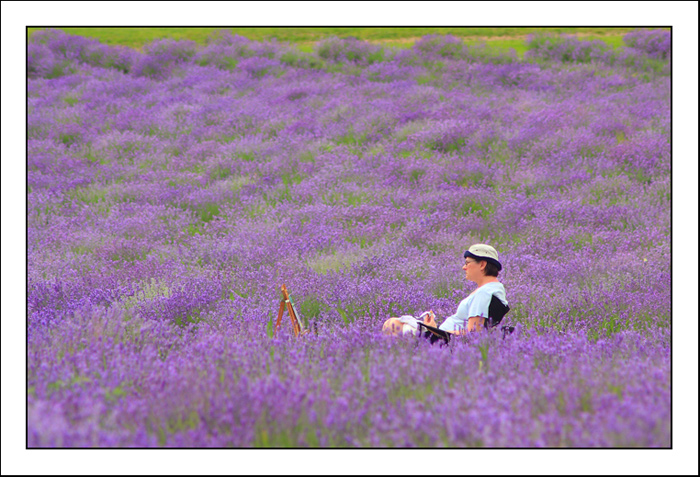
left=26, top=28, right=671, bottom=448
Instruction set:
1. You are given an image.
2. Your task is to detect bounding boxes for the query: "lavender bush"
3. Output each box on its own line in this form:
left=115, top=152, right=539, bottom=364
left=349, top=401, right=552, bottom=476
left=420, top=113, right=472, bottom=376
left=623, top=29, right=671, bottom=60
left=27, top=30, right=670, bottom=447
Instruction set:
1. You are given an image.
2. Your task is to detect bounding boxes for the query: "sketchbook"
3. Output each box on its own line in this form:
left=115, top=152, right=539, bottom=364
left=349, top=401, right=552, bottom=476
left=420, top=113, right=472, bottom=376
left=397, top=313, right=451, bottom=343
left=416, top=321, right=452, bottom=342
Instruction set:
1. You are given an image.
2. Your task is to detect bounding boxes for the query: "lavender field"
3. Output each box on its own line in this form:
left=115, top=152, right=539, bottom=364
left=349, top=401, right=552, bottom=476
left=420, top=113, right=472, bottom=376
left=27, top=29, right=671, bottom=447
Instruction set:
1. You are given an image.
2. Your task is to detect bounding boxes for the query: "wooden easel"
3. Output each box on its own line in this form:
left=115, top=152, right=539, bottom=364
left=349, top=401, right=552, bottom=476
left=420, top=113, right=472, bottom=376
left=274, top=284, right=309, bottom=338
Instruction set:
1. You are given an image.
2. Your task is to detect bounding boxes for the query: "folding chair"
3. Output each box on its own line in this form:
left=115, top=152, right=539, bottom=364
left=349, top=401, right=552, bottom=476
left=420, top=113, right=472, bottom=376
left=483, top=296, right=514, bottom=340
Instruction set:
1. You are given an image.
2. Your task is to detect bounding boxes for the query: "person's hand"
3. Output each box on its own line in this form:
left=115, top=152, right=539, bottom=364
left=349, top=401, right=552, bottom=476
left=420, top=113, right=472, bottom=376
left=423, top=310, right=437, bottom=327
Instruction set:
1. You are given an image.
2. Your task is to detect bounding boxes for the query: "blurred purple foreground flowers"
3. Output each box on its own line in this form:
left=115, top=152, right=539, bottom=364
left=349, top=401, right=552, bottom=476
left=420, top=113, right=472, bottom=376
left=27, top=29, right=670, bottom=447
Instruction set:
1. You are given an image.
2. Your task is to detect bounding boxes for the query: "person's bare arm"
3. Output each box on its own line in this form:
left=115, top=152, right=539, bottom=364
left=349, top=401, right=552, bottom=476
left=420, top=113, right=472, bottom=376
left=445, top=316, right=485, bottom=335
left=420, top=312, right=485, bottom=336
left=467, top=316, right=486, bottom=332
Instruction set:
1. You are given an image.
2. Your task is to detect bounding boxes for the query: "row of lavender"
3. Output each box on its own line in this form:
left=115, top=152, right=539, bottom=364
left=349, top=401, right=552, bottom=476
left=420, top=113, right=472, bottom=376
left=28, top=29, right=670, bottom=446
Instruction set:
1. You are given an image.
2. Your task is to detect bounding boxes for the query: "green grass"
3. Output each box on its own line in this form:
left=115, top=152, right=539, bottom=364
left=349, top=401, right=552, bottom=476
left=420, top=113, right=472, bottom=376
left=27, top=27, right=645, bottom=53
left=484, top=36, right=627, bottom=58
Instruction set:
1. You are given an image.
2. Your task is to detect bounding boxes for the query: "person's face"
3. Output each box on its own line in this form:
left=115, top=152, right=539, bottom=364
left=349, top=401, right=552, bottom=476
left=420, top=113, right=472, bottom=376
left=462, top=257, right=483, bottom=281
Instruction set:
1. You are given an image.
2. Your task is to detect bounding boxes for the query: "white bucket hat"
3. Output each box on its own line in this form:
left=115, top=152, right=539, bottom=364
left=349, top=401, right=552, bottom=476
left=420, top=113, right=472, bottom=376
left=464, top=243, right=502, bottom=271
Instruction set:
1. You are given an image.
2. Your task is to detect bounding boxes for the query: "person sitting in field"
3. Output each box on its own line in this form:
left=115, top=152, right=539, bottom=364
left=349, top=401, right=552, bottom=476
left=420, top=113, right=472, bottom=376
left=382, top=244, right=508, bottom=337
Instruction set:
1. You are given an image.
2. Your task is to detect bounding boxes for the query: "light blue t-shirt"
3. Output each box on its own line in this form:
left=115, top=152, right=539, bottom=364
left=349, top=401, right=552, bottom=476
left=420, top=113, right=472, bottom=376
left=439, top=282, right=508, bottom=332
